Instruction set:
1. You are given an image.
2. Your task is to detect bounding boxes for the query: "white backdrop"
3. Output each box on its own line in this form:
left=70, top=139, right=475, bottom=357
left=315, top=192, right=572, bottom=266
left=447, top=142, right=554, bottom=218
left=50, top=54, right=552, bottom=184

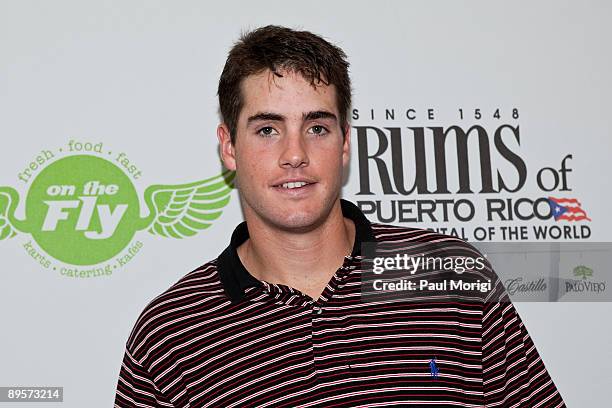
left=1, top=1, right=610, bottom=406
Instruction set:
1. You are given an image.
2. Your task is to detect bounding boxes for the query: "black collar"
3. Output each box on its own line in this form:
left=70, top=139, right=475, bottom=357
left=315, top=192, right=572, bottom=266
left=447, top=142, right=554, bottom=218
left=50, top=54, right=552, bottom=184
left=217, top=199, right=375, bottom=303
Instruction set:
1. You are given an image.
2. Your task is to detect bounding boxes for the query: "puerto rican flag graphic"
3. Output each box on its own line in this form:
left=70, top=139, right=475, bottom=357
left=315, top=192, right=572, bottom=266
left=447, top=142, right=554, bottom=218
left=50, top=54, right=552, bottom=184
left=547, top=197, right=592, bottom=221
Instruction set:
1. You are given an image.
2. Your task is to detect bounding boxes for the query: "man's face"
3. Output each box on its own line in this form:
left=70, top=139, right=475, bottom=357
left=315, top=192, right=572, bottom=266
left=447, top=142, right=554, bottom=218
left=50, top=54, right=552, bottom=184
left=217, top=69, right=350, bottom=232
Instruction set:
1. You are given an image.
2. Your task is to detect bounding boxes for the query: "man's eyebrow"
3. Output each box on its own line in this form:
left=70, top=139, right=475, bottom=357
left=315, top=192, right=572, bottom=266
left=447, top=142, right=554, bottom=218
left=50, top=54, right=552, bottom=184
left=247, top=112, right=286, bottom=126
left=303, top=110, right=337, bottom=122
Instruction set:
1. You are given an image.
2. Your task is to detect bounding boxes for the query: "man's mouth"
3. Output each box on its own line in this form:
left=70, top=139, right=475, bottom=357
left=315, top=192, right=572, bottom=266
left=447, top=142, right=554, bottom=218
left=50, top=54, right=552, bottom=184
left=277, top=181, right=312, bottom=189
left=272, top=180, right=317, bottom=192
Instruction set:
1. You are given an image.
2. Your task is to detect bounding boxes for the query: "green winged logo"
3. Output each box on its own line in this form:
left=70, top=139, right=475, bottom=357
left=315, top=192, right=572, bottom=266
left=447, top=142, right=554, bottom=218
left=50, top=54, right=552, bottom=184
left=142, top=176, right=235, bottom=239
left=1, top=147, right=235, bottom=275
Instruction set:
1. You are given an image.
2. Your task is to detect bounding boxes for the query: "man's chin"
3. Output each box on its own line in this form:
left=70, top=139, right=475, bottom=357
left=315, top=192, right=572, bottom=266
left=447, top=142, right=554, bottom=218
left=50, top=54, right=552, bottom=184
left=242, top=192, right=337, bottom=232
left=270, top=213, right=324, bottom=233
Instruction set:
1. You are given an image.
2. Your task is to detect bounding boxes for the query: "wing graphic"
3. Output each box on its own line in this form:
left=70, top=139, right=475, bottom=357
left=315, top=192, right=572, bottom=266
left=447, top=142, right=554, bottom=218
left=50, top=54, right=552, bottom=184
left=0, top=187, right=19, bottom=240
left=142, top=170, right=235, bottom=239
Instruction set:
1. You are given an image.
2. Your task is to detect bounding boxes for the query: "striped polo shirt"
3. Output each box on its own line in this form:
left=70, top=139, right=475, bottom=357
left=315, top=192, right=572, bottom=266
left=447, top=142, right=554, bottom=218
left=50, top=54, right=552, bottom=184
left=115, top=199, right=565, bottom=407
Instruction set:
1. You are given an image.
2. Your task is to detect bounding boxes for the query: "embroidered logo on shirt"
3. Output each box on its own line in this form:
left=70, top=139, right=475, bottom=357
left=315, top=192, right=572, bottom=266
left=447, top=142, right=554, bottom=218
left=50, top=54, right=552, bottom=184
left=429, top=357, right=439, bottom=379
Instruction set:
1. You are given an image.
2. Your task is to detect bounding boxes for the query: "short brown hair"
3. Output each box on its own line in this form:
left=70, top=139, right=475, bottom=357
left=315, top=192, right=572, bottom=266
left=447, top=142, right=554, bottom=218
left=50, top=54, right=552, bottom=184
left=218, top=25, right=351, bottom=145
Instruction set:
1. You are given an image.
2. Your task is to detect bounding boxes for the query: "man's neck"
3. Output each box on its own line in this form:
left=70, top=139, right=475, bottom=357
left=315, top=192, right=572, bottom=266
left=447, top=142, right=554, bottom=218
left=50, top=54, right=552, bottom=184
left=236, top=201, right=355, bottom=301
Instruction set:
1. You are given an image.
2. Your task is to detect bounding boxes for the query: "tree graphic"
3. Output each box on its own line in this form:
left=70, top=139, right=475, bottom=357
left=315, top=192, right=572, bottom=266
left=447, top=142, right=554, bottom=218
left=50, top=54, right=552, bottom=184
left=573, top=265, right=593, bottom=280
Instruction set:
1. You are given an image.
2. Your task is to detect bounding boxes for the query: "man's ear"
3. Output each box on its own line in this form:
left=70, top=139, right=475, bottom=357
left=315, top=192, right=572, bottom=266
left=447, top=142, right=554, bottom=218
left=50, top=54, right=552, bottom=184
left=342, top=122, right=351, bottom=167
left=217, top=123, right=237, bottom=171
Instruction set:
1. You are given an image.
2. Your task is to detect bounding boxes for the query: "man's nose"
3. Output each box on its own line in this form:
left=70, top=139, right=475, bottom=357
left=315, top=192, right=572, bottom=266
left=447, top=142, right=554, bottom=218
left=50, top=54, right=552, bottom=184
left=279, top=131, right=309, bottom=168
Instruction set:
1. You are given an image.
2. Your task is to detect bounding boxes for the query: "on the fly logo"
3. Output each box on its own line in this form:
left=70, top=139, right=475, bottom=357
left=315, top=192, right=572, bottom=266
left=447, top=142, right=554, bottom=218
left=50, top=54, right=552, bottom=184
left=42, top=180, right=127, bottom=239
left=0, top=140, right=235, bottom=277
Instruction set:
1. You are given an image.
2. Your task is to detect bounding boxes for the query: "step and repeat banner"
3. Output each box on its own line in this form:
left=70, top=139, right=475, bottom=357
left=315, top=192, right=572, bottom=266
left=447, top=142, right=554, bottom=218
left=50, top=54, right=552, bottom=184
left=1, top=1, right=610, bottom=406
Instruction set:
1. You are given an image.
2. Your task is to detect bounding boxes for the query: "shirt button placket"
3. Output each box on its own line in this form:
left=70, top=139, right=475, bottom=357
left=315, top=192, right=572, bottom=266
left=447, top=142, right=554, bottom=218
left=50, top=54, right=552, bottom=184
left=311, top=303, right=322, bottom=380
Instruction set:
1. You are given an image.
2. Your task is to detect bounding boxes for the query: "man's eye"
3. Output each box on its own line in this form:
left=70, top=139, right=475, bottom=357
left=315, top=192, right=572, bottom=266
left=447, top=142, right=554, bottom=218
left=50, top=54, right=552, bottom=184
left=308, top=125, right=329, bottom=136
left=257, top=126, right=277, bottom=137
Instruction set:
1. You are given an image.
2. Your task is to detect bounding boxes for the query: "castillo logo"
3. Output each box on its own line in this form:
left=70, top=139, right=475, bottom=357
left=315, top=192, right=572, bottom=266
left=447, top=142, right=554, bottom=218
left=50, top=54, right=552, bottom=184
left=0, top=140, right=235, bottom=277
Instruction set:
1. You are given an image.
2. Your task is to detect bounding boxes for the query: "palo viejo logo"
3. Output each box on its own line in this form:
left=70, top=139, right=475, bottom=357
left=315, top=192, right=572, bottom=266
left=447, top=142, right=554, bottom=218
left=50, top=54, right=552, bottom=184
left=0, top=140, right=235, bottom=277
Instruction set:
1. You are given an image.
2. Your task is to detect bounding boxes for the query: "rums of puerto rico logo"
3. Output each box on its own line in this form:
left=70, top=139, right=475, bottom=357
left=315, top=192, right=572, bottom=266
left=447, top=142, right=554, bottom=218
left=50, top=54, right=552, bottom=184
left=0, top=140, right=235, bottom=278
left=351, top=106, right=593, bottom=241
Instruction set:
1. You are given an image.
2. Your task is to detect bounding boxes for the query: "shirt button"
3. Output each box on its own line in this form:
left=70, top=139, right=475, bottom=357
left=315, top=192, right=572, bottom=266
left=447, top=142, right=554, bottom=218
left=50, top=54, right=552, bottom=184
left=313, top=307, right=323, bottom=315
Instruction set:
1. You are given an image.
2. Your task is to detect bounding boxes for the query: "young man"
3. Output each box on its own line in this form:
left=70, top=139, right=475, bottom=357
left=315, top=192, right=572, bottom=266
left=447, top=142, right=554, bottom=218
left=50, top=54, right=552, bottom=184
left=115, top=26, right=565, bottom=407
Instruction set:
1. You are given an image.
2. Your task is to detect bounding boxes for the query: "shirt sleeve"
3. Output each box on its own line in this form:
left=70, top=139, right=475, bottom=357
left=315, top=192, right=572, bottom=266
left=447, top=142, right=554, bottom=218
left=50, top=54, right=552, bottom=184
left=114, top=347, right=175, bottom=408
left=481, top=284, right=566, bottom=407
